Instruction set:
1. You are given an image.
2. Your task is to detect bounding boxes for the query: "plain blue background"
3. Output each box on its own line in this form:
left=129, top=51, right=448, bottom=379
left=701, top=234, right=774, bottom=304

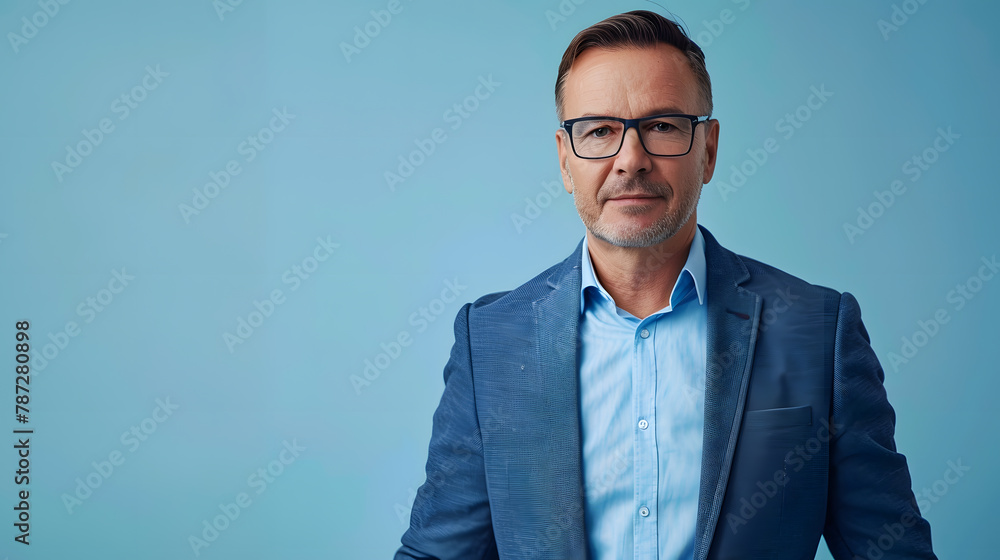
left=0, top=0, right=996, bottom=558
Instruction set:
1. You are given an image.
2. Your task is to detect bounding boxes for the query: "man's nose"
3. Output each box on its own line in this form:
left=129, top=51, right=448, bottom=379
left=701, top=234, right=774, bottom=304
left=615, top=126, right=651, bottom=174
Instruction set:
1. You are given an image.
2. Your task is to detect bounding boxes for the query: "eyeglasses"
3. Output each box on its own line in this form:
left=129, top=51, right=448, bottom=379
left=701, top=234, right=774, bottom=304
left=560, top=113, right=711, bottom=159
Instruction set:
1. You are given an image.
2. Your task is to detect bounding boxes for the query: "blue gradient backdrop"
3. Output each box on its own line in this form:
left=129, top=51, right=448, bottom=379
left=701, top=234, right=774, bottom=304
left=0, top=0, right=996, bottom=558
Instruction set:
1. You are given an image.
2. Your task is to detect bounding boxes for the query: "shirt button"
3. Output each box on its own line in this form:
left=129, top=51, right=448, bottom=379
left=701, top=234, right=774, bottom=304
left=638, top=419, right=648, bottom=430
left=639, top=329, right=649, bottom=339
left=639, top=506, right=649, bottom=517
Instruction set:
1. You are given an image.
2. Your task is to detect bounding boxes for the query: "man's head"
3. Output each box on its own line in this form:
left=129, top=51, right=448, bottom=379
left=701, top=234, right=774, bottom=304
left=555, top=10, right=719, bottom=249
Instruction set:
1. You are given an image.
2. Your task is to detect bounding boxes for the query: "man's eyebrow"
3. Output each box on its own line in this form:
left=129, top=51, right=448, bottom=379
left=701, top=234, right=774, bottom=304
left=645, top=107, right=689, bottom=116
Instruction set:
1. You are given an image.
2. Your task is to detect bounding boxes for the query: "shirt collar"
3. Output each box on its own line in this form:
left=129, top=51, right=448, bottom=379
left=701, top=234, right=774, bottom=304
left=579, top=225, right=707, bottom=314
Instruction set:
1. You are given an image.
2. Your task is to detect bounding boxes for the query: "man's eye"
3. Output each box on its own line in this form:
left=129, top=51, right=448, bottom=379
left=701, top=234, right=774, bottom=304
left=652, top=122, right=675, bottom=132
left=591, top=127, right=611, bottom=137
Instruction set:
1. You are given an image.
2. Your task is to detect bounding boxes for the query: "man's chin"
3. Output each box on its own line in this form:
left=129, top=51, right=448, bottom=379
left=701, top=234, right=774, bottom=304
left=588, top=222, right=675, bottom=249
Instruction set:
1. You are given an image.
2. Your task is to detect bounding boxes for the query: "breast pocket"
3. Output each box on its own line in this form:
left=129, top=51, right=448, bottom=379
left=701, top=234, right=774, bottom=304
left=742, top=404, right=815, bottom=482
left=711, top=405, right=814, bottom=558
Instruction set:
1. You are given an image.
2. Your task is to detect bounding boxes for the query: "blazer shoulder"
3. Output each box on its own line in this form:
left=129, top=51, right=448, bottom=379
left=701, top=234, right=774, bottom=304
left=701, top=225, right=841, bottom=308
left=468, top=243, right=581, bottom=315
left=735, top=252, right=842, bottom=307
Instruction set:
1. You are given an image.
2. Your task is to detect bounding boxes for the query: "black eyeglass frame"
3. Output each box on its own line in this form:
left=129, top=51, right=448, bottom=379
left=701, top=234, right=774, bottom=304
left=560, top=113, right=712, bottom=159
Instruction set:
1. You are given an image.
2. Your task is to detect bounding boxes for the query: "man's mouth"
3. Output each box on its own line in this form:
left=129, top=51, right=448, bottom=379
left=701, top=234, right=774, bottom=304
left=607, top=193, right=660, bottom=201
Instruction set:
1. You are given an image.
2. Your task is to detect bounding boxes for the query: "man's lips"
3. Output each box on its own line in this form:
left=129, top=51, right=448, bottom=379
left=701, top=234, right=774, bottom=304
left=607, top=194, right=661, bottom=201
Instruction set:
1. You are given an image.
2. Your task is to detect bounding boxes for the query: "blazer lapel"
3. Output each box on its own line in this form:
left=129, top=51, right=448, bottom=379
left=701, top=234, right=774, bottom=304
left=529, top=243, right=589, bottom=557
left=693, top=225, right=762, bottom=560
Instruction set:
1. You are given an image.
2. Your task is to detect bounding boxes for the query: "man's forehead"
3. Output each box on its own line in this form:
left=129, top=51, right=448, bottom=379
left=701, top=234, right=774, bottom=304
left=562, top=44, right=699, bottom=118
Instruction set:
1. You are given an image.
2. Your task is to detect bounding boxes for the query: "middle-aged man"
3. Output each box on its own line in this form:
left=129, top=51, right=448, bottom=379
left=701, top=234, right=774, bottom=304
left=396, top=10, right=937, bottom=560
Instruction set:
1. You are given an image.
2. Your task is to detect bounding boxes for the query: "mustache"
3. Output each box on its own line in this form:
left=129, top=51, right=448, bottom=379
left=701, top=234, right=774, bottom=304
left=599, top=176, right=673, bottom=202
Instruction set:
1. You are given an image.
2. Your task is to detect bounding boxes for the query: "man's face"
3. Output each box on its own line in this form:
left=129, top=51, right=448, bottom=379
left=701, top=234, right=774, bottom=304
left=556, top=44, right=719, bottom=248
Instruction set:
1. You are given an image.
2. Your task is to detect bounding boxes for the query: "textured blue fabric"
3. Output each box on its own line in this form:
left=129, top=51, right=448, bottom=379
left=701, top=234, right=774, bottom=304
left=577, top=228, right=706, bottom=560
left=396, top=225, right=937, bottom=560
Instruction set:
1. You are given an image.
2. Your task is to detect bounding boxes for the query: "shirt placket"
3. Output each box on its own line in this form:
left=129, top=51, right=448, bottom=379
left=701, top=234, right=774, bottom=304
left=632, top=317, right=658, bottom=560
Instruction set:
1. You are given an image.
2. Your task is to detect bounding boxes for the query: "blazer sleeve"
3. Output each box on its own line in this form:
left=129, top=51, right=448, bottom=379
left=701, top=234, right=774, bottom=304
left=395, top=303, right=499, bottom=560
left=822, top=292, right=938, bottom=559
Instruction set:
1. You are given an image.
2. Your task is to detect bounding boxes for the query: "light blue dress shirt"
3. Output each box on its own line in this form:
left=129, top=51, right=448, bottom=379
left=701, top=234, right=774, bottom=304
left=578, top=226, right=707, bottom=560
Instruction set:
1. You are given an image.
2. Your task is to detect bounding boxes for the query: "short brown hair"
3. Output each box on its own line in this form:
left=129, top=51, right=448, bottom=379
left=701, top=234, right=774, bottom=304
left=554, top=10, right=713, bottom=121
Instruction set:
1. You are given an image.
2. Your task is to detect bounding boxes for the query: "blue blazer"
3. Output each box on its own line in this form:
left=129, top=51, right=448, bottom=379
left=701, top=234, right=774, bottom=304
left=396, top=225, right=936, bottom=560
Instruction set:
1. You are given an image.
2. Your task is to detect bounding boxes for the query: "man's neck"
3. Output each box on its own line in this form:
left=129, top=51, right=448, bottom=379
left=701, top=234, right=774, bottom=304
left=586, top=221, right=697, bottom=320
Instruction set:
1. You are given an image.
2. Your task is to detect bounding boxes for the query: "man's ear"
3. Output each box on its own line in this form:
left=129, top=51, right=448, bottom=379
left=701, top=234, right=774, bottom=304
left=555, top=130, right=573, bottom=194
left=701, top=118, right=720, bottom=184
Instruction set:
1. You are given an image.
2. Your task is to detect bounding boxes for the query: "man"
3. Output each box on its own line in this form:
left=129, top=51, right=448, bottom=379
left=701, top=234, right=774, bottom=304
left=396, top=10, right=937, bottom=560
